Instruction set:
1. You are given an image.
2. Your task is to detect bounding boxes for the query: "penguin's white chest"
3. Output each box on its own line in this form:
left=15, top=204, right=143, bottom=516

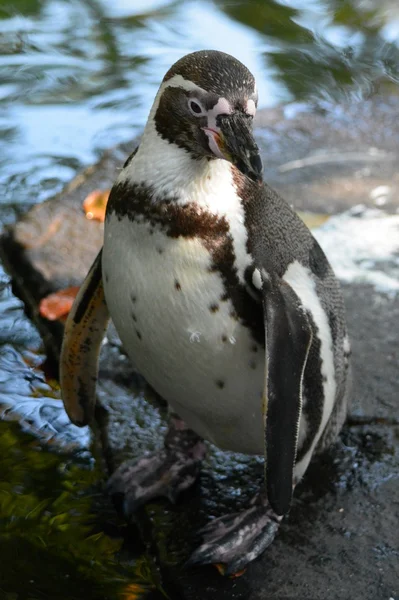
left=103, top=214, right=265, bottom=455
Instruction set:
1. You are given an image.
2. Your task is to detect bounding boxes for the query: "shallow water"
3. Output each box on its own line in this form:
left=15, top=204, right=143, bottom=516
left=0, top=1, right=398, bottom=598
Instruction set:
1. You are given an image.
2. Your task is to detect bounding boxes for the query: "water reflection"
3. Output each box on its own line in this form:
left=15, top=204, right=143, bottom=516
left=0, top=420, right=164, bottom=600
left=219, top=0, right=399, bottom=100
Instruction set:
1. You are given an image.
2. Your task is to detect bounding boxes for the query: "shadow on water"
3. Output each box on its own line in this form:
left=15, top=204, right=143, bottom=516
left=0, top=0, right=398, bottom=598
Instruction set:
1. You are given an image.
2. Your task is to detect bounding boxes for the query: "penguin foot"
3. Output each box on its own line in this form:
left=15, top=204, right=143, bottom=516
left=107, top=418, right=206, bottom=515
left=187, top=500, right=281, bottom=575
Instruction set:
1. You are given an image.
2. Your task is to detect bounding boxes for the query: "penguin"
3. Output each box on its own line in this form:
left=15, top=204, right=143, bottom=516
left=60, top=50, right=351, bottom=574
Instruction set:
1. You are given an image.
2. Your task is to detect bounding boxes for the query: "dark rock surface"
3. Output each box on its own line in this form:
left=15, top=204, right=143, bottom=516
left=0, top=95, right=398, bottom=600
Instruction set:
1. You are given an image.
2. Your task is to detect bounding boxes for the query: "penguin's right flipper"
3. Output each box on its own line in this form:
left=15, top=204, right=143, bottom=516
left=60, top=249, right=110, bottom=426
left=262, top=274, right=313, bottom=517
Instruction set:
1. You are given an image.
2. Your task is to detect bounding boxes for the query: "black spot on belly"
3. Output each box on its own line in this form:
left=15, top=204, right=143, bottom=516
left=131, top=293, right=137, bottom=303
left=309, top=240, right=329, bottom=279
left=157, top=248, right=163, bottom=254
left=131, top=312, right=137, bottom=322
left=220, top=292, right=229, bottom=302
left=216, top=379, right=225, bottom=389
left=136, top=330, right=142, bottom=340
left=209, top=303, right=219, bottom=313
left=221, top=334, right=228, bottom=343
left=175, top=280, right=181, bottom=291
left=230, top=310, right=239, bottom=321
left=105, top=272, right=109, bottom=284
left=249, top=360, right=257, bottom=370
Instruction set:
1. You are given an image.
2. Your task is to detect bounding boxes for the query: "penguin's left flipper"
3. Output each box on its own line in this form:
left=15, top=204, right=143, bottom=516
left=60, top=249, right=110, bottom=426
left=262, top=274, right=313, bottom=517
left=188, top=274, right=313, bottom=573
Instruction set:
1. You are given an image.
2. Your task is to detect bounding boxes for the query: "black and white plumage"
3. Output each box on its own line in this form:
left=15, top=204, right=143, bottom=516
left=60, top=50, right=351, bottom=573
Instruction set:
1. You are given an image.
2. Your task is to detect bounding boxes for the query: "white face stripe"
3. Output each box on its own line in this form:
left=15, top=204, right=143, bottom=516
left=162, top=74, right=208, bottom=95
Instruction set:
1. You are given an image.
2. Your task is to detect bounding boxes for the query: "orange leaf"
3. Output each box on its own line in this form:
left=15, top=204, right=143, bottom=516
left=39, top=287, right=80, bottom=321
left=214, top=563, right=246, bottom=578
left=229, top=567, right=246, bottom=579
left=120, top=582, right=149, bottom=599
left=83, top=189, right=110, bottom=222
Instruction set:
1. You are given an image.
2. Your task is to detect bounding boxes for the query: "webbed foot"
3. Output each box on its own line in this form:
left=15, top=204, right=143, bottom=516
left=107, top=417, right=206, bottom=515
left=187, top=496, right=281, bottom=575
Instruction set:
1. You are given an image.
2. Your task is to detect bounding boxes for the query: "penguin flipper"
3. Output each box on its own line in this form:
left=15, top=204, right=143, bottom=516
left=262, top=274, right=313, bottom=516
left=60, top=249, right=109, bottom=426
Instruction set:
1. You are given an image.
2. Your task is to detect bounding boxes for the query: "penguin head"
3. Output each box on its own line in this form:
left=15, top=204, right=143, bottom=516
left=152, top=50, right=263, bottom=182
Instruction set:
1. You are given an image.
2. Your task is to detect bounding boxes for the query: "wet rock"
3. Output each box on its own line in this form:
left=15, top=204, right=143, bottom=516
left=256, top=95, right=399, bottom=215
left=0, top=96, right=398, bottom=600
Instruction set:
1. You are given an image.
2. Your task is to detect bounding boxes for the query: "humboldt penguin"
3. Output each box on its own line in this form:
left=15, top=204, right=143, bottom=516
left=60, top=50, right=351, bottom=574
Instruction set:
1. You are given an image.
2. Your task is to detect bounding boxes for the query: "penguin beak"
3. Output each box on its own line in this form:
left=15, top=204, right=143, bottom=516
left=203, top=112, right=263, bottom=183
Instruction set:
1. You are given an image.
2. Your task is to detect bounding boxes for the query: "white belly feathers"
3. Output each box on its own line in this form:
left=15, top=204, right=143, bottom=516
left=103, top=215, right=265, bottom=455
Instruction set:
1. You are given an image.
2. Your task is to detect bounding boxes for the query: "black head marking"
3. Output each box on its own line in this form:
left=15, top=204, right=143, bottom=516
left=155, top=86, right=208, bottom=159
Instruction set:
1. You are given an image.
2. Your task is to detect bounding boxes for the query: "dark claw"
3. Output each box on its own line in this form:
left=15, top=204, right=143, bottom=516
left=107, top=437, right=206, bottom=516
left=187, top=504, right=280, bottom=574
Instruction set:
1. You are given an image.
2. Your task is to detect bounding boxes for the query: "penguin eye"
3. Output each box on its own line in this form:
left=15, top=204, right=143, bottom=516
left=188, top=99, right=204, bottom=116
